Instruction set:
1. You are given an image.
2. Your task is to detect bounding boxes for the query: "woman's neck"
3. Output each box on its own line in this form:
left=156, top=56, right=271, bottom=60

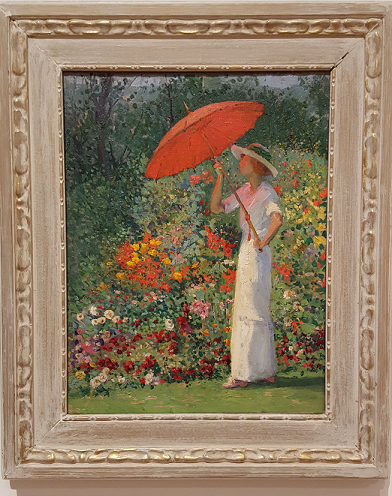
left=248, top=173, right=263, bottom=193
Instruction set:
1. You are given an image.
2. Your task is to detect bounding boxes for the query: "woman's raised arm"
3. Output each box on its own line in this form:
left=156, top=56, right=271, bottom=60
left=210, top=166, right=225, bottom=214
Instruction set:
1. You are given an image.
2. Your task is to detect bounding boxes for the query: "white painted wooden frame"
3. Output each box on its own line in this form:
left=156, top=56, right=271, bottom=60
left=1, top=0, right=391, bottom=479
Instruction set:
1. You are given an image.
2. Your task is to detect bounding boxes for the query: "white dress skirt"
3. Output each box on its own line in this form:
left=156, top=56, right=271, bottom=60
left=222, top=181, right=281, bottom=382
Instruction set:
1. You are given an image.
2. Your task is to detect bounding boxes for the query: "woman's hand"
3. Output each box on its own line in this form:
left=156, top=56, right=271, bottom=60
left=253, top=237, right=266, bottom=252
left=213, top=164, right=224, bottom=179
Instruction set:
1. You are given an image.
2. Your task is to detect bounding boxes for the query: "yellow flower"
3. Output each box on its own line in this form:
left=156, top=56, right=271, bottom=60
left=150, top=239, right=162, bottom=246
left=132, top=243, right=140, bottom=251
left=140, top=243, right=148, bottom=254
left=172, top=272, right=182, bottom=282
left=317, top=223, right=326, bottom=232
left=314, top=235, right=327, bottom=246
left=126, top=260, right=135, bottom=267
left=202, top=330, right=209, bottom=336
left=162, top=258, right=171, bottom=265
left=317, top=207, right=326, bottom=220
left=191, top=262, right=200, bottom=269
left=106, top=261, right=113, bottom=266
left=224, top=326, right=231, bottom=333
left=149, top=249, right=159, bottom=257
left=116, top=272, right=125, bottom=280
left=224, top=339, right=230, bottom=346
left=75, top=371, right=86, bottom=380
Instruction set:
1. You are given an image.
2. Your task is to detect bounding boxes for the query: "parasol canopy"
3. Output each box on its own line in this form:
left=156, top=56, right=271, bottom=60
left=144, top=100, right=265, bottom=179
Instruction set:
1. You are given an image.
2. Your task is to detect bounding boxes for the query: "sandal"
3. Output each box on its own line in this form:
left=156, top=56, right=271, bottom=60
left=222, top=377, right=248, bottom=389
left=260, top=376, right=275, bottom=383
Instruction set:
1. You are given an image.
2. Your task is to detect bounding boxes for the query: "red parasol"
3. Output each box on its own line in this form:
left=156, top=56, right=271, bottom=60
left=144, top=100, right=266, bottom=247
left=145, top=101, right=264, bottom=179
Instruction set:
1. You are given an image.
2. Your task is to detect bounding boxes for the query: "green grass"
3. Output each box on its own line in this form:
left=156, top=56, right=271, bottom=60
left=68, top=376, right=324, bottom=415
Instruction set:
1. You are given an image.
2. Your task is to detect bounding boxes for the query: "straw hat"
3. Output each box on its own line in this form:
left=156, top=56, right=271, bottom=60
left=230, top=143, right=278, bottom=177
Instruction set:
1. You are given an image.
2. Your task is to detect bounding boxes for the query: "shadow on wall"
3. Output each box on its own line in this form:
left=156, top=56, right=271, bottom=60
left=3, top=477, right=390, bottom=496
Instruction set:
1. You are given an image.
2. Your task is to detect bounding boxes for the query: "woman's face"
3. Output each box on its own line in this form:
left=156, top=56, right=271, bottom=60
left=239, top=154, right=255, bottom=176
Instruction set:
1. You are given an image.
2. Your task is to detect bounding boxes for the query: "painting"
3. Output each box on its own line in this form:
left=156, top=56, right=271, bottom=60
left=65, top=72, right=329, bottom=415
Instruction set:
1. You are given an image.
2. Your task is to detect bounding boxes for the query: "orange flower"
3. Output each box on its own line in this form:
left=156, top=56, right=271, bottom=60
left=202, top=330, right=209, bottom=336
left=116, top=272, right=125, bottom=280
left=320, top=188, right=328, bottom=199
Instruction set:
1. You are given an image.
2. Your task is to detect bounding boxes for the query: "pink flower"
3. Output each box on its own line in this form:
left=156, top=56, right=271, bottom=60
left=190, top=300, right=211, bottom=320
left=190, top=174, right=201, bottom=185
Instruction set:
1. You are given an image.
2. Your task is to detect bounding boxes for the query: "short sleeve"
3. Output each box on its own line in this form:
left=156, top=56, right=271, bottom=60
left=222, top=193, right=239, bottom=214
left=221, top=184, right=248, bottom=214
left=266, top=202, right=282, bottom=217
left=264, top=186, right=282, bottom=217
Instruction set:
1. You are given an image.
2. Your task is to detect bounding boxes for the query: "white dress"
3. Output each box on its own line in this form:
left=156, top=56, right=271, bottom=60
left=222, top=181, right=282, bottom=382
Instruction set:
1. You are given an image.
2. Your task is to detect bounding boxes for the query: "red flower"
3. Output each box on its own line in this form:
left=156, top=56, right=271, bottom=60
left=320, top=188, right=328, bottom=199
left=190, top=174, right=201, bottom=185
left=274, top=185, right=283, bottom=197
left=123, top=360, right=134, bottom=373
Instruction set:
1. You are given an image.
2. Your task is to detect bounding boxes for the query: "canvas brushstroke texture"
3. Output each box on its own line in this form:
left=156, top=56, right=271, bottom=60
left=64, top=73, right=329, bottom=414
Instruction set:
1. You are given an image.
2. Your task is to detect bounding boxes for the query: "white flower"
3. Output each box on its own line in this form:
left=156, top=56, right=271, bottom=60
left=118, top=376, right=126, bottom=384
left=131, top=300, right=138, bottom=305
left=91, top=319, right=99, bottom=326
left=112, top=315, right=120, bottom=324
left=222, top=259, right=235, bottom=266
left=90, top=377, right=101, bottom=388
left=283, top=317, right=292, bottom=327
left=145, top=371, right=155, bottom=385
left=89, top=306, right=98, bottom=316
left=97, top=317, right=106, bottom=324
left=283, top=289, right=296, bottom=300
left=297, top=349, right=304, bottom=356
left=97, top=372, right=107, bottom=383
left=102, top=367, right=110, bottom=374
left=165, top=318, right=174, bottom=331
left=123, top=317, right=129, bottom=323
left=144, top=372, right=160, bottom=386
left=104, top=310, right=114, bottom=319
left=289, top=346, right=294, bottom=351
left=76, top=313, right=84, bottom=322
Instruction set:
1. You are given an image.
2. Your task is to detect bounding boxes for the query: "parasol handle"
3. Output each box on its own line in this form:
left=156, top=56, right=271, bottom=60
left=214, top=162, right=263, bottom=252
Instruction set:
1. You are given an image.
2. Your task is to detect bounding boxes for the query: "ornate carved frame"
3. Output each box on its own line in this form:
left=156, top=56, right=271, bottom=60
left=1, top=1, right=391, bottom=479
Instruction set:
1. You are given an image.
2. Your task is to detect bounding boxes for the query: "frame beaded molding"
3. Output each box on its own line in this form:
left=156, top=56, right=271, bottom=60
left=8, top=16, right=382, bottom=468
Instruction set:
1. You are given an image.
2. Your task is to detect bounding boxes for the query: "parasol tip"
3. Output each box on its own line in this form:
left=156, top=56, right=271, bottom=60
left=183, top=101, right=191, bottom=114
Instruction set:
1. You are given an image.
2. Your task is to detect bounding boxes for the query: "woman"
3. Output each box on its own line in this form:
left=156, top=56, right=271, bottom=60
left=210, top=143, right=283, bottom=389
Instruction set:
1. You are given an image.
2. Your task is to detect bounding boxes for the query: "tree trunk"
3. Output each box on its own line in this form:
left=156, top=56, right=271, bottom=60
left=95, top=75, right=113, bottom=180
